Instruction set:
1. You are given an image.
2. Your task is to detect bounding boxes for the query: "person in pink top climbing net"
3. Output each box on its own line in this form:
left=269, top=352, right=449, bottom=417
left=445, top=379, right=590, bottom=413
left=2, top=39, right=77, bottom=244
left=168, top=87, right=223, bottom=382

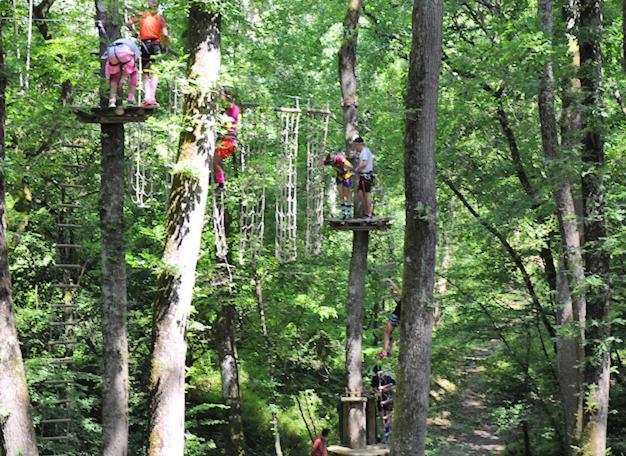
left=213, top=89, right=240, bottom=192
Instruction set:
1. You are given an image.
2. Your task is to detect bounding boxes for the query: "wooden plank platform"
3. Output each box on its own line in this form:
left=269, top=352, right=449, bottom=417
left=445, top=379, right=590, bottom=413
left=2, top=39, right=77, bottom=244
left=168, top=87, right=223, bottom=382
left=72, top=106, right=157, bottom=124
left=328, top=444, right=390, bottom=455
left=328, top=217, right=393, bottom=232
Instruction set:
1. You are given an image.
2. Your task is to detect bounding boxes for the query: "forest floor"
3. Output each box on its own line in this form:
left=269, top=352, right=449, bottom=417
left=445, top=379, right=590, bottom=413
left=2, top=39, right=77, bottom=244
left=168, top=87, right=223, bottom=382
left=426, top=346, right=507, bottom=455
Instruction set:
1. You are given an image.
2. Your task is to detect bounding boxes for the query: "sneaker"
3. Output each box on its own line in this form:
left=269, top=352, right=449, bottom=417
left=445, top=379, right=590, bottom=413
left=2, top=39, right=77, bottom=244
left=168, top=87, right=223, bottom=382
left=217, top=183, right=226, bottom=193
left=127, top=98, right=136, bottom=106
left=141, top=100, right=159, bottom=108
left=108, top=100, right=116, bottom=108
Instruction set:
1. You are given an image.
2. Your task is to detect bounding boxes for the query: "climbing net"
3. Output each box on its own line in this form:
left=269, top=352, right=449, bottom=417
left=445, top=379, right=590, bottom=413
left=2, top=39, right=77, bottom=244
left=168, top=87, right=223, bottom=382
left=304, top=108, right=330, bottom=256
left=238, top=107, right=267, bottom=264
left=274, top=107, right=300, bottom=263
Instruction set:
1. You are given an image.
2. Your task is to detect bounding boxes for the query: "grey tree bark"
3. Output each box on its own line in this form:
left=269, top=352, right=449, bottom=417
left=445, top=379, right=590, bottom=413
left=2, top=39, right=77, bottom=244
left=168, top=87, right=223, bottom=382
left=217, top=304, right=246, bottom=456
left=95, top=1, right=129, bottom=454
left=338, top=0, right=362, bottom=150
left=577, top=0, right=611, bottom=454
left=345, top=231, right=369, bottom=448
left=148, top=5, right=220, bottom=455
left=338, top=0, right=368, bottom=449
left=537, top=0, right=586, bottom=449
left=391, top=0, right=443, bottom=454
left=0, top=17, right=40, bottom=456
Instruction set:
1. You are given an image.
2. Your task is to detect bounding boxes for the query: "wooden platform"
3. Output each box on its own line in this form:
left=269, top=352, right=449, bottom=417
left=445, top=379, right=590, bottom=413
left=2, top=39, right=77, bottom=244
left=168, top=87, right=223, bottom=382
left=328, top=444, right=390, bottom=455
left=73, top=106, right=157, bottom=124
left=328, top=217, right=393, bottom=232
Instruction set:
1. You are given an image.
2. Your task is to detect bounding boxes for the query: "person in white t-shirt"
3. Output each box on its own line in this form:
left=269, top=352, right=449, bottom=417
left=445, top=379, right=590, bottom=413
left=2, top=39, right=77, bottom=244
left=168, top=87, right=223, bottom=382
left=353, top=137, right=374, bottom=218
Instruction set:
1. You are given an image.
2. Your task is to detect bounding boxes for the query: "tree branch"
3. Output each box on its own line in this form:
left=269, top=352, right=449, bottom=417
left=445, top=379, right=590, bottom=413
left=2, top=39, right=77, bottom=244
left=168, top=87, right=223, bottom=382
left=442, top=175, right=556, bottom=339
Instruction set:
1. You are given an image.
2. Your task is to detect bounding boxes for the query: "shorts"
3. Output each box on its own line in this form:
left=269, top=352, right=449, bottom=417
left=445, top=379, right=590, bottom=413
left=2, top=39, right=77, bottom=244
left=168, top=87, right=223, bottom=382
left=141, top=40, right=162, bottom=69
left=359, top=175, right=373, bottom=193
left=336, top=177, right=352, bottom=188
left=216, top=138, right=237, bottom=160
left=389, top=312, right=400, bottom=328
left=105, top=48, right=136, bottom=82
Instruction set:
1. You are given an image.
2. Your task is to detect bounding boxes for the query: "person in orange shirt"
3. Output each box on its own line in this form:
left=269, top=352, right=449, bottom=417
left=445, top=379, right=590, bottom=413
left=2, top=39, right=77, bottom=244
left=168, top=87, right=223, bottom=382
left=128, top=0, right=169, bottom=106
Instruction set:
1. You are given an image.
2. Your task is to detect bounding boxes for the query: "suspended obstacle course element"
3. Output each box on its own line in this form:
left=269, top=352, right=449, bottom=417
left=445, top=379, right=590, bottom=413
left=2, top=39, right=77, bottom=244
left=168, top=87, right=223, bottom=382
left=73, top=105, right=157, bottom=124
left=127, top=123, right=154, bottom=208
left=304, top=108, right=330, bottom=256
left=238, top=106, right=267, bottom=264
left=274, top=106, right=301, bottom=263
left=38, top=146, right=86, bottom=453
left=328, top=216, right=393, bottom=231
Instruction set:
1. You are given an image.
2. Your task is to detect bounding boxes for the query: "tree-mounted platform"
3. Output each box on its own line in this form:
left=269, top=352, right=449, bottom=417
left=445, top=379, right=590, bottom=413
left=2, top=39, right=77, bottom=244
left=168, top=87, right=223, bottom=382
left=328, top=217, right=393, bottom=232
left=328, top=444, right=390, bottom=455
left=72, top=106, right=157, bottom=124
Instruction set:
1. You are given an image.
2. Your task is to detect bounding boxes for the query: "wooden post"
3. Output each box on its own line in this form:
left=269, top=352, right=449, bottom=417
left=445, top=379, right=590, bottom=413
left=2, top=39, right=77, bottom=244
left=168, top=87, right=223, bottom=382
left=366, top=396, right=377, bottom=445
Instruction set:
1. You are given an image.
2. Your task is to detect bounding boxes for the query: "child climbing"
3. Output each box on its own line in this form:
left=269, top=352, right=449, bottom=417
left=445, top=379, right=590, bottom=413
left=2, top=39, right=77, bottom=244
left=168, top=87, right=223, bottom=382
left=323, top=152, right=353, bottom=219
left=214, top=89, right=240, bottom=192
left=353, top=137, right=375, bottom=218
left=102, top=38, right=142, bottom=108
left=311, top=428, right=330, bottom=456
left=371, top=366, right=396, bottom=444
left=128, top=0, right=168, bottom=107
left=377, top=280, right=402, bottom=360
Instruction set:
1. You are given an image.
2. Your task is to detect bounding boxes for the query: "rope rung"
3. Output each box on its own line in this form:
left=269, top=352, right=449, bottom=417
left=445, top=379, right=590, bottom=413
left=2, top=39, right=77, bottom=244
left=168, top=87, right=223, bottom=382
left=60, top=184, right=84, bottom=189
left=40, top=435, right=72, bottom=442
left=55, top=244, right=82, bottom=249
left=41, top=418, right=72, bottom=425
left=55, top=283, right=79, bottom=288
left=48, top=339, right=77, bottom=346
left=58, top=204, right=81, bottom=209
left=42, top=380, right=75, bottom=385
left=51, top=304, right=77, bottom=309
left=49, top=321, right=78, bottom=326
left=57, top=223, right=82, bottom=229
left=49, top=358, right=74, bottom=365
left=54, top=264, right=81, bottom=269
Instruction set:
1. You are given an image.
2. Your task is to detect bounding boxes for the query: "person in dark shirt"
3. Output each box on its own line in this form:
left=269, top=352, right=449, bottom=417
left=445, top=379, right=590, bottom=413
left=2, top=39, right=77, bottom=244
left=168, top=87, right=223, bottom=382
left=371, top=366, right=396, bottom=443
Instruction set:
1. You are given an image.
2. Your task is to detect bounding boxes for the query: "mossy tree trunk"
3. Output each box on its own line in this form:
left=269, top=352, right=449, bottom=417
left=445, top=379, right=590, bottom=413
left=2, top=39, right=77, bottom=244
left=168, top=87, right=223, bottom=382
left=148, top=5, right=220, bottom=455
left=391, top=0, right=443, bottom=454
left=338, top=0, right=368, bottom=449
left=578, top=0, right=611, bottom=454
left=537, top=0, right=586, bottom=450
left=0, top=17, right=39, bottom=456
left=95, top=1, right=130, bottom=454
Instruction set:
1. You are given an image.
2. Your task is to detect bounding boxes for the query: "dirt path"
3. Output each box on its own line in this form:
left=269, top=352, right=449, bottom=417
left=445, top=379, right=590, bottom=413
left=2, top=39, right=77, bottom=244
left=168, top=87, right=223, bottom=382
left=427, top=346, right=507, bottom=455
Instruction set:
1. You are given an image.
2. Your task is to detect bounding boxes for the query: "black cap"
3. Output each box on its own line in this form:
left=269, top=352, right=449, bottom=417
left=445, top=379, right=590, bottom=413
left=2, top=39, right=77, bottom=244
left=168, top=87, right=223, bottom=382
left=353, top=137, right=364, bottom=143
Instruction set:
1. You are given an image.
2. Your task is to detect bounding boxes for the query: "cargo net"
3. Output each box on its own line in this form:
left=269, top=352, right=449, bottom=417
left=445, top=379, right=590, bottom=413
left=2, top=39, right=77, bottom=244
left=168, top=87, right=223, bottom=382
left=239, top=107, right=267, bottom=264
left=304, top=109, right=330, bottom=256
left=274, top=108, right=300, bottom=263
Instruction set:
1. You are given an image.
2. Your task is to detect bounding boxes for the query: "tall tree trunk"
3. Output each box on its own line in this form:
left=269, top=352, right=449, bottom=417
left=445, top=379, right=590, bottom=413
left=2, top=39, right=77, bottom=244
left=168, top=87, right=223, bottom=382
left=339, top=0, right=362, bottom=150
left=578, top=1, right=611, bottom=454
left=537, top=0, right=586, bottom=449
left=95, top=1, right=129, bottom=454
left=148, top=6, right=220, bottom=455
left=217, top=207, right=245, bottom=455
left=345, top=231, right=369, bottom=448
left=253, top=264, right=283, bottom=456
left=338, top=0, right=368, bottom=449
left=217, top=304, right=246, bottom=456
left=391, top=0, right=443, bottom=454
left=0, top=18, right=40, bottom=456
